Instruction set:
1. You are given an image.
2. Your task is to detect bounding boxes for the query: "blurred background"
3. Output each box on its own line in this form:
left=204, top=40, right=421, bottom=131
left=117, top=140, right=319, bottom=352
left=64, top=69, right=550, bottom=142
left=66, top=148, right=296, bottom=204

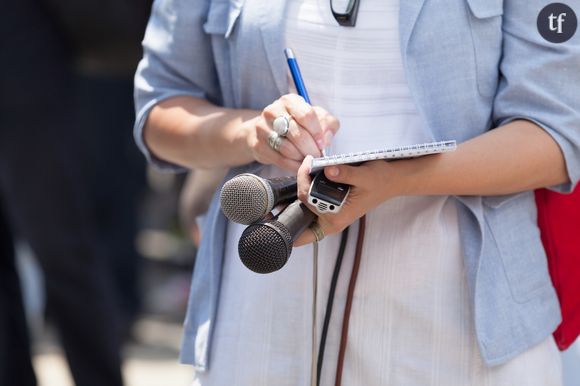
left=0, top=0, right=212, bottom=385
left=0, top=1, right=579, bottom=386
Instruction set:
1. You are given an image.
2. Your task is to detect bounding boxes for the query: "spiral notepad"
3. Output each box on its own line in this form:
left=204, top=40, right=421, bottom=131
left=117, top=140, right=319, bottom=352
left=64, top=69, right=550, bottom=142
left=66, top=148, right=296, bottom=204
left=310, top=140, right=457, bottom=172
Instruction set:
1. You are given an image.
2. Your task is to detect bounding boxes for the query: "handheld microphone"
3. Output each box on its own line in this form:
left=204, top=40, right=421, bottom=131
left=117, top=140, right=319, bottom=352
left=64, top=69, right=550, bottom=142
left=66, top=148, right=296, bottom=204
left=238, top=199, right=317, bottom=274
left=220, top=173, right=297, bottom=224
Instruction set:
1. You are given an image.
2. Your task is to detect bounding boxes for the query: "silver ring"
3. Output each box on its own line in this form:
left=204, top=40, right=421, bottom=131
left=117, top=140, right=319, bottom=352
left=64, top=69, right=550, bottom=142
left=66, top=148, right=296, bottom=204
left=268, top=132, right=283, bottom=152
left=273, top=114, right=291, bottom=137
left=309, top=221, right=325, bottom=242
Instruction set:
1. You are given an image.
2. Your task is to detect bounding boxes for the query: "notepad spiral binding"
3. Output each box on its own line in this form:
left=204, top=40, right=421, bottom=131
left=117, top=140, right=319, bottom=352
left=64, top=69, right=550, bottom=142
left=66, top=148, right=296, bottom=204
left=310, top=140, right=457, bottom=172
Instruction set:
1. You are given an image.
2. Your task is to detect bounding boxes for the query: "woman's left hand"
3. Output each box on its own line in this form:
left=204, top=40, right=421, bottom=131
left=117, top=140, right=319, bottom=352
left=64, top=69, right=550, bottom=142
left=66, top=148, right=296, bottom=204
left=294, top=156, right=405, bottom=246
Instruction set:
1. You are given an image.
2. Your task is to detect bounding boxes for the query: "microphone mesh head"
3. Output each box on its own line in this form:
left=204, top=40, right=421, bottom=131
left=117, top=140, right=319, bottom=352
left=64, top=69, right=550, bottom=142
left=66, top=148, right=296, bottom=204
left=238, top=221, right=292, bottom=274
left=220, top=175, right=273, bottom=225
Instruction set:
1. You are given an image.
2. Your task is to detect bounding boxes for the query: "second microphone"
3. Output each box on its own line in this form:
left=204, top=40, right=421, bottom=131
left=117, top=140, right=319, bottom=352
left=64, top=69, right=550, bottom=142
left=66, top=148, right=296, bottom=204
left=220, top=173, right=298, bottom=224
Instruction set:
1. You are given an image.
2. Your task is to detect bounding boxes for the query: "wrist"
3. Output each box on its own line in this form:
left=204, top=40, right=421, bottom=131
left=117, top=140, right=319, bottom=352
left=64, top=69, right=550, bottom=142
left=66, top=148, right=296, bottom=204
left=391, top=152, right=451, bottom=197
left=368, top=159, right=417, bottom=202
left=387, top=156, right=431, bottom=197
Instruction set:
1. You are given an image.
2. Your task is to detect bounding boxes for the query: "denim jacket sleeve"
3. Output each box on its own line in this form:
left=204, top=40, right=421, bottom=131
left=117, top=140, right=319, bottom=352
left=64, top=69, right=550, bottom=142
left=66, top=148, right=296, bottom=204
left=133, top=0, right=221, bottom=171
left=493, top=0, right=580, bottom=193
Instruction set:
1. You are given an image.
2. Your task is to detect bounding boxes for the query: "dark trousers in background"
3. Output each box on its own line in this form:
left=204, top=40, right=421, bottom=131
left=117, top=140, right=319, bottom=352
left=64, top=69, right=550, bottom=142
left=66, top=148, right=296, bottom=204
left=0, top=0, right=125, bottom=385
left=77, top=74, right=146, bottom=332
left=0, top=201, right=36, bottom=386
left=0, top=110, right=125, bottom=386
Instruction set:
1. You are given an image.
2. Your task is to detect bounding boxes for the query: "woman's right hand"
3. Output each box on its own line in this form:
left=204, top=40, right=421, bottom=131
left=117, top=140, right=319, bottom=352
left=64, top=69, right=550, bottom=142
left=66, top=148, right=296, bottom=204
left=239, top=94, right=340, bottom=172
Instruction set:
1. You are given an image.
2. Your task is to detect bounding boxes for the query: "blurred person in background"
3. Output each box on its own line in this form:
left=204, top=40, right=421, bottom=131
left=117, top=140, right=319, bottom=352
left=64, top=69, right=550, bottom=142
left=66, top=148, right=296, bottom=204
left=0, top=0, right=149, bottom=385
left=44, top=0, right=151, bottom=336
left=0, top=1, right=123, bottom=385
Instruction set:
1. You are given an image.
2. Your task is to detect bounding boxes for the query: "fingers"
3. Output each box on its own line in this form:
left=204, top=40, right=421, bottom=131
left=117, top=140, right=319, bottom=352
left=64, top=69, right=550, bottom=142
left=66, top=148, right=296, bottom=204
left=270, top=152, right=302, bottom=172
left=280, top=94, right=324, bottom=145
left=295, top=156, right=349, bottom=247
left=247, top=114, right=300, bottom=171
left=294, top=215, right=351, bottom=247
left=258, top=125, right=302, bottom=161
left=294, top=162, right=389, bottom=247
left=248, top=124, right=302, bottom=172
left=277, top=137, right=303, bottom=161
left=260, top=142, right=302, bottom=172
left=297, top=156, right=314, bottom=203
left=313, top=106, right=339, bottom=146
left=264, top=94, right=340, bottom=154
left=294, top=226, right=317, bottom=247
left=323, top=161, right=386, bottom=187
left=263, top=99, right=321, bottom=158
left=323, top=165, right=355, bottom=185
left=286, top=117, right=321, bottom=158
left=295, top=157, right=324, bottom=246
left=253, top=94, right=340, bottom=171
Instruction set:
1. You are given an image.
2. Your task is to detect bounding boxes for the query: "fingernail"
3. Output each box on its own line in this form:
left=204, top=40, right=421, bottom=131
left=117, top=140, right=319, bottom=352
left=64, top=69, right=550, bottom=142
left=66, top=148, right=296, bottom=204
left=327, top=167, right=339, bottom=177
left=324, top=131, right=334, bottom=146
left=316, top=139, right=325, bottom=149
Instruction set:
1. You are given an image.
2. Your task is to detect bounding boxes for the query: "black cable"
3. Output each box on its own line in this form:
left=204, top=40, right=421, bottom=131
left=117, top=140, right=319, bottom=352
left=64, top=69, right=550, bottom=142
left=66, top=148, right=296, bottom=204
left=317, top=226, right=350, bottom=385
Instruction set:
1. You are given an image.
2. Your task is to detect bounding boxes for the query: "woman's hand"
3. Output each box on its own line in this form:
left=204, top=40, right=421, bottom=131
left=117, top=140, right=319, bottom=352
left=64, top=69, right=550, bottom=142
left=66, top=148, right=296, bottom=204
left=294, top=156, right=406, bottom=246
left=239, top=94, right=339, bottom=173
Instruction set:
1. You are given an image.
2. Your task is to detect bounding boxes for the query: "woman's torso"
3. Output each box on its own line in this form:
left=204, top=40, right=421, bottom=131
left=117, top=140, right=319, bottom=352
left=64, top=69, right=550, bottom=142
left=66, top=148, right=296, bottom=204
left=192, top=1, right=562, bottom=384
left=153, top=0, right=562, bottom=370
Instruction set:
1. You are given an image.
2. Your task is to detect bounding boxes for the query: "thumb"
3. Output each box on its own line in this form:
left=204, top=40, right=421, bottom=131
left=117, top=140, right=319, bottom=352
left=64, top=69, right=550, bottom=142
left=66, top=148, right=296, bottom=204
left=323, top=164, right=367, bottom=186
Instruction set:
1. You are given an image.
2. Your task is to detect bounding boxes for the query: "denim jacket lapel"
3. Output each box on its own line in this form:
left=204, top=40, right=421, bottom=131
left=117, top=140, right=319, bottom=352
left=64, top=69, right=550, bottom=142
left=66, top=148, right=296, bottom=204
left=258, top=1, right=289, bottom=96
left=399, top=0, right=427, bottom=65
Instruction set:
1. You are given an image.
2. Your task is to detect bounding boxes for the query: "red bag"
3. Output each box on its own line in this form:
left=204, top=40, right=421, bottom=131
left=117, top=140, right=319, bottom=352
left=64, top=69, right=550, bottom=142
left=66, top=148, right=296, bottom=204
left=535, top=187, right=580, bottom=350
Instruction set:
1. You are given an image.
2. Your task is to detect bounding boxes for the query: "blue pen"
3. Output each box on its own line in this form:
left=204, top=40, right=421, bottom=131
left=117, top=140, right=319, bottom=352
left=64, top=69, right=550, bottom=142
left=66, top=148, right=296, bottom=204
left=284, top=48, right=311, bottom=104
left=284, top=48, right=327, bottom=156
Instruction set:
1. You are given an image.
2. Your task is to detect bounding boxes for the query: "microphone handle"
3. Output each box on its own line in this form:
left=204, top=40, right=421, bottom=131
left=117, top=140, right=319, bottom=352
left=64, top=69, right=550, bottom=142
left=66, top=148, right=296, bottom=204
left=269, top=176, right=298, bottom=203
left=268, top=172, right=328, bottom=206
left=277, top=199, right=317, bottom=242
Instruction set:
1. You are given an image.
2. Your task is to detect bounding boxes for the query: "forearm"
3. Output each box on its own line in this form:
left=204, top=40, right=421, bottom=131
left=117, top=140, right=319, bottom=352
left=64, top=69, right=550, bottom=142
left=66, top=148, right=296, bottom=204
left=397, top=120, right=569, bottom=197
left=295, top=119, right=570, bottom=244
left=144, top=96, right=260, bottom=169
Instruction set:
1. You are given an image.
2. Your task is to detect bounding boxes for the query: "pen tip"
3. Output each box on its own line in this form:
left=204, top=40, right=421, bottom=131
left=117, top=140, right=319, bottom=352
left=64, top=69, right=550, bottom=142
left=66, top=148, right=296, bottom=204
left=284, top=48, right=295, bottom=59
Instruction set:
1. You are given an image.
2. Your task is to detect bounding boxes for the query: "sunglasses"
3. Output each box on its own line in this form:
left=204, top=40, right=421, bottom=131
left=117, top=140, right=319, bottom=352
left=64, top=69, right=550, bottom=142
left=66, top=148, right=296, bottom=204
left=330, top=0, right=360, bottom=27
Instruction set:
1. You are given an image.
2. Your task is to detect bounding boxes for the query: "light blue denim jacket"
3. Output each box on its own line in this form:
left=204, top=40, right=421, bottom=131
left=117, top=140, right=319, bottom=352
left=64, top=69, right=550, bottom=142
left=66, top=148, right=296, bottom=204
left=134, top=0, right=580, bottom=370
